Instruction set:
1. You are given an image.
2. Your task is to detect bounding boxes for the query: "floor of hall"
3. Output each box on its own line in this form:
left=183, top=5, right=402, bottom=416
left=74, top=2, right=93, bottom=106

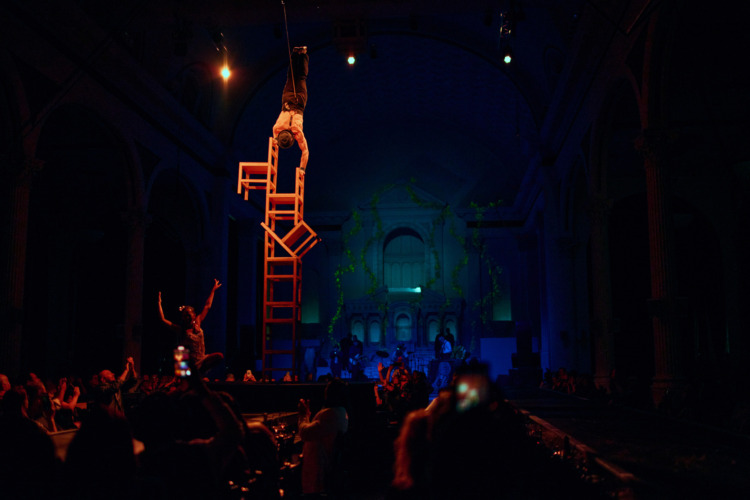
left=316, top=386, right=750, bottom=500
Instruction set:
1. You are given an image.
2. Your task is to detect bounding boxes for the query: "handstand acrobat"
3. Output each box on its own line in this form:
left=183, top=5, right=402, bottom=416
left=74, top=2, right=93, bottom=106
left=273, top=46, right=309, bottom=171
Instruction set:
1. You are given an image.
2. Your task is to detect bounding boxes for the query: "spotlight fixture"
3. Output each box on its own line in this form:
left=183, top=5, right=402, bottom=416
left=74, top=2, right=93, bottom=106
left=211, top=29, right=226, bottom=53
left=499, top=11, right=513, bottom=39
left=221, top=64, right=231, bottom=80
left=498, top=1, right=519, bottom=65
left=334, top=19, right=366, bottom=66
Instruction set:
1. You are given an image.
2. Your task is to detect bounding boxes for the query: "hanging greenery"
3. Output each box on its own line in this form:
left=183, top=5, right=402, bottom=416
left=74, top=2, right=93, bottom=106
left=326, top=179, right=504, bottom=351
left=468, top=200, right=504, bottom=332
left=325, top=208, right=363, bottom=345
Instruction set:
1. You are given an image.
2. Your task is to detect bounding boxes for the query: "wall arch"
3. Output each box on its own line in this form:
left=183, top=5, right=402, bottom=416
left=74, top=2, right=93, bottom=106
left=25, top=104, right=131, bottom=375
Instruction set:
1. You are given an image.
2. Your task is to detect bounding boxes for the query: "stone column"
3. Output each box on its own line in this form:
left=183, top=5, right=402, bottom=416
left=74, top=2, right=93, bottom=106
left=120, top=208, right=150, bottom=370
left=587, top=195, right=615, bottom=391
left=515, top=232, right=543, bottom=368
left=549, top=235, right=585, bottom=371
left=636, top=129, right=685, bottom=407
left=0, top=157, right=42, bottom=378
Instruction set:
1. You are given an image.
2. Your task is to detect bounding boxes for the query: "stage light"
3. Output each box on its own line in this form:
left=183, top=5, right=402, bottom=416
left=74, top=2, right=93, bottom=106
left=503, top=47, right=512, bottom=64
left=347, top=55, right=356, bottom=65
left=221, top=64, right=231, bottom=80
left=388, top=287, right=422, bottom=294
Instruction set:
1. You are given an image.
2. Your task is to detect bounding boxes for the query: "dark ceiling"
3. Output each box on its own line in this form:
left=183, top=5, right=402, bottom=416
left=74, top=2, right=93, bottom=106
left=123, top=0, right=585, bottom=215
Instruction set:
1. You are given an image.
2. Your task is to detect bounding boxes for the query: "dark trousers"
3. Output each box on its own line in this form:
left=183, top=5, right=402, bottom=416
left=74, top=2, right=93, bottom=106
left=282, top=51, right=309, bottom=112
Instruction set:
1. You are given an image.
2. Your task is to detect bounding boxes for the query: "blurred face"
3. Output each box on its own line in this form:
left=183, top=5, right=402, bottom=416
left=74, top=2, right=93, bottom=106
left=278, top=130, right=295, bottom=149
left=180, top=306, right=196, bottom=327
left=455, top=374, right=489, bottom=412
left=0, top=374, right=10, bottom=392
left=99, top=370, right=115, bottom=384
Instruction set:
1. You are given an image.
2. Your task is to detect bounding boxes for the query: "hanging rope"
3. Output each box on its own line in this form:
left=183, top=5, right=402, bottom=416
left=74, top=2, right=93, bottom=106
left=281, top=0, right=296, bottom=99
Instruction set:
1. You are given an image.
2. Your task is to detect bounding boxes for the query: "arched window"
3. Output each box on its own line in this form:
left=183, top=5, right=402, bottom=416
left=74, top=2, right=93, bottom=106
left=396, top=313, right=412, bottom=342
left=384, top=228, right=425, bottom=289
left=368, top=320, right=382, bottom=344
left=351, top=318, right=365, bottom=342
left=445, top=317, right=458, bottom=342
left=427, top=317, right=440, bottom=343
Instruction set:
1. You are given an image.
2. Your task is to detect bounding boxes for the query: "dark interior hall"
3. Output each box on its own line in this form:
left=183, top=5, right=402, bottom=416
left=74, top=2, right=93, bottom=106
left=2, top=0, right=750, bottom=498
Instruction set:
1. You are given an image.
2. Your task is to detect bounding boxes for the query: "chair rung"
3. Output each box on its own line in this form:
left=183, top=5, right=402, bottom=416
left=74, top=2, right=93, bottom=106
left=267, top=301, right=296, bottom=308
left=267, top=256, right=298, bottom=263
left=265, top=318, right=296, bottom=324
left=269, top=193, right=300, bottom=203
left=266, top=275, right=296, bottom=282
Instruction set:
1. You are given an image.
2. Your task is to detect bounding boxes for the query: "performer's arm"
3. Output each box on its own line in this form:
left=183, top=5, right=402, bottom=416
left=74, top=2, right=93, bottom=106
left=157, top=292, right=179, bottom=331
left=294, top=129, right=309, bottom=171
left=300, top=145, right=309, bottom=171
left=197, top=278, right=222, bottom=323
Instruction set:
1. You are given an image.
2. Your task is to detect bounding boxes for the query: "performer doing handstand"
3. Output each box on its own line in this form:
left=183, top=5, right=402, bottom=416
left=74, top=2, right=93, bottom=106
left=273, top=46, right=309, bottom=171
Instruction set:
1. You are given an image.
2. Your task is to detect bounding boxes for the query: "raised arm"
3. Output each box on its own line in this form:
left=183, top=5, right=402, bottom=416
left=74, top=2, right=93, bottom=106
left=377, top=362, right=388, bottom=385
left=61, top=385, right=81, bottom=411
left=197, top=278, right=222, bottom=323
left=118, top=357, right=135, bottom=383
left=158, top=291, right=178, bottom=330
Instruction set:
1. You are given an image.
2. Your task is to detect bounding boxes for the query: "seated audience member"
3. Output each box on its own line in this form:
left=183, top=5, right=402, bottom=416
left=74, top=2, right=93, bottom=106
left=91, top=356, right=138, bottom=417
left=63, top=409, right=138, bottom=499
left=138, top=374, right=156, bottom=394
left=410, top=370, right=433, bottom=410
left=51, top=376, right=82, bottom=430
left=431, top=361, right=453, bottom=393
left=25, top=372, right=57, bottom=433
left=243, top=421, right=282, bottom=497
left=297, top=378, right=350, bottom=496
left=0, top=387, right=58, bottom=500
left=551, top=367, right=573, bottom=393
left=217, top=391, right=282, bottom=499
left=131, top=366, right=244, bottom=500
left=390, top=363, right=538, bottom=500
left=0, top=372, right=10, bottom=400
left=385, top=365, right=414, bottom=420
left=390, top=409, right=432, bottom=499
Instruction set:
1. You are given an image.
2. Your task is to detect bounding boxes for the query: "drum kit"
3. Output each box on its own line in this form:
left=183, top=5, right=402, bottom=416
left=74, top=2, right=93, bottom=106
left=373, top=348, right=423, bottom=372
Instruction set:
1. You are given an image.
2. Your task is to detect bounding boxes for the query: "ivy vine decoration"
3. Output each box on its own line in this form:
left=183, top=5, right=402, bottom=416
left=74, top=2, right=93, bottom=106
left=326, top=179, right=504, bottom=353
left=468, top=200, right=504, bottom=332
